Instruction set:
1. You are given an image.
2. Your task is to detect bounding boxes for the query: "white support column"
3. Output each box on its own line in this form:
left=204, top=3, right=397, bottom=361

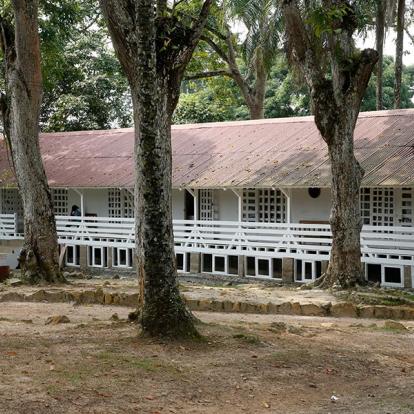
left=280, top=188, right=291, bottom=224
left=186, top=188, right=198, bottom=221
left=231, top=189, right=243, bottom=222
left=73, top=189, right=85, bottom=216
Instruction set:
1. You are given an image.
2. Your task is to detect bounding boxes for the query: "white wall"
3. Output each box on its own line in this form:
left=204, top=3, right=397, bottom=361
left=290, top=188, right=331, bottom=223
left=214, top=190, right=239, bottom=221
left=68, top=189, right=109, bottom=217
left=172, top=190, right=185, bottom=220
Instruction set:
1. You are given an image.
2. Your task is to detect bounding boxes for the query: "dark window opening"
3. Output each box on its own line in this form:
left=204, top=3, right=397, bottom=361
left=384, top=267, right=401, bottom=284
left=272, top=258, right=282, bottom=279
left=246, top=257, right=255, bottom=276
left=228, top=256, right=238, bottom=275
left=304, top=262, right=313, bottom=280
left=67, top=246, right=74, bottom=264
left=258, top=259, right=270, bottom=276
left=295, top=260, right=302, bottom=281
left=214, top=256, right=225, bottom=273
left=202, top=254, right=212, bottom=273
left=176, top=254, right=184, bottom=271
left=316, top=261, right=322, bottom=278
left=367, top=264, right=381, bottom=283
left=119, top=249, right=127, bottom=265
left=94, top=247, right=102, bottom=266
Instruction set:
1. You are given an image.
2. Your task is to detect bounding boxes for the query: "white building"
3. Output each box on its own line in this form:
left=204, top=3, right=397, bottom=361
left=1, top=109, right=414, bottom=288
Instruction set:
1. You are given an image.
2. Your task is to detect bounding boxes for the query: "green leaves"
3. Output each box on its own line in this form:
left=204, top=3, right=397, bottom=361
left=305, top=3, right=351, bottom=38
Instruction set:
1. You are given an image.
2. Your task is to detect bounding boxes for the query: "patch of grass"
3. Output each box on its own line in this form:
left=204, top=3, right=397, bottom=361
left=96, top=350, right=181, bottom=374
left=232, top=333, right=261, bottom=344
left=367, top=325, right=408, bottom=334
left=63, top=371, right=86, bottom=385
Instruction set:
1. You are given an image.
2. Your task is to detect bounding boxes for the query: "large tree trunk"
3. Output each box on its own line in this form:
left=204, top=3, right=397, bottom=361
left=132, top=76, right=197, bottom=337
left=394, top=0, right=405, bottom=109
left=6, top=0, right=63, bottom=284
left=282, top=1, right=378, bottom=289
left=100, top=0, right=203, bottom=338
left=376, top=0, right=385, bottom=110
left=317, top=116, right=364, bottom=288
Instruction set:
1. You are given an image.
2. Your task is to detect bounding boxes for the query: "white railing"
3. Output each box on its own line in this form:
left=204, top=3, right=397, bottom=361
left=2, top=215, right=414, bottom=268
left=173, top=220, right=332, bottom=261
left=0, top=214, right=19, bottom=239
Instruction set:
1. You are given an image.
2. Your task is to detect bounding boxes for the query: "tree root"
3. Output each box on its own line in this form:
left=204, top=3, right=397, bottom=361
left=19, top=248, right=66, bottom=285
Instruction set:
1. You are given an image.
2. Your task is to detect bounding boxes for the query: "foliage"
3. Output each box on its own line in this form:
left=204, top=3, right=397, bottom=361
left=175, top=56, right=310, bottom=124
left=362, top=56, right=414, bottom=111
left=41, top=28, right=132, bottom=132
left=39, top=1, right=131, bottom=131
left=0, top=0, right=132, bottom=133
left=176, top=53, right=414, bottom=124
left=174, top=74, right=248, bottom=124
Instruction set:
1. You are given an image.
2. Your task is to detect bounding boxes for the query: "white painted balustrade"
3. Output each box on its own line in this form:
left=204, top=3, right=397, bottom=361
left=2, top=214, right=414, bottom=269
left=0, top=214, right=19, bottom=239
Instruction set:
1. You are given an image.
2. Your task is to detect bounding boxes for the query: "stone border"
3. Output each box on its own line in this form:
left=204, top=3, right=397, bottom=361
left=1, top=288, right=414, bottom=320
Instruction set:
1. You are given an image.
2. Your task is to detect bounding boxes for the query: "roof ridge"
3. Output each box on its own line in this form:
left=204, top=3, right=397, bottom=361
left=34, top=108, right=414, bottom=137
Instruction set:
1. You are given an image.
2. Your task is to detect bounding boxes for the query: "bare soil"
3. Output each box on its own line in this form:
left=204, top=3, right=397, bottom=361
left=1, top=302, right=414, bottom=413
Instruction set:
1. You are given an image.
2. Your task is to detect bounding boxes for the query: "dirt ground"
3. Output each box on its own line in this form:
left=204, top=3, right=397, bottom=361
left=1, top=302, right=414, bottom=414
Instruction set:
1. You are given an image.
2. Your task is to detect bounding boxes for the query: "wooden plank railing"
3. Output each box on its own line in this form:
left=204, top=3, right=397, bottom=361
left=0, top=214, right=20, bottom=239
left=2, top=215, right=414, bottom=267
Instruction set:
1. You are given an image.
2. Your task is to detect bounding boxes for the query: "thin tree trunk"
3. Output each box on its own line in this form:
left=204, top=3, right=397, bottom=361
left=394, top=0, right=405, bottom=109
left=376, top=0, right=385, bottom=110
left=6, top=0, right=62, bottom=284
left=247, top=51, right=267, bottom=120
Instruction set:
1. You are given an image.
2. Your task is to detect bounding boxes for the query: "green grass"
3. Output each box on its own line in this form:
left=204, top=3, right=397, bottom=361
left=232, top=333, right=261, bottom=344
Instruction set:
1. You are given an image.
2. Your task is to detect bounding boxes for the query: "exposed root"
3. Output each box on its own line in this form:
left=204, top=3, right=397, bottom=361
left=19, top=248, right=66, bottom=285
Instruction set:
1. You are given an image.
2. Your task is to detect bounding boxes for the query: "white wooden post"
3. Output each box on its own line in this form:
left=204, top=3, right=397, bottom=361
left=280, top=188, right=291, bottom=224
left=73, top=188, right=85, bottom=216
left=231, top=189, right=243, bottom=222
left=14, top=212, right=18, bottom=237
left=186, top=188, right=198, bottom=222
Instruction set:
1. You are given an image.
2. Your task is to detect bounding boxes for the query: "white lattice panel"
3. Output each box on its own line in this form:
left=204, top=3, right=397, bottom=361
left=360, top=187, right=396, bottom=227
left=243, top=189, right=286, bottom=223
left=123, top=190, right=135, bottom=218
left=199, top=189, right=214, bottom=221
left=372, top=188, right=394, bottom=226
left=0, top=188, right=23, bottom=216
left=360, top=188, right=371, bottom=225
left=400, top=187, right=413, bottom=225
left=52, top=189, right=68, bottom=216
left=108, top=189, right=122, bottom=218
left=242, top=189, right=258, bottom=222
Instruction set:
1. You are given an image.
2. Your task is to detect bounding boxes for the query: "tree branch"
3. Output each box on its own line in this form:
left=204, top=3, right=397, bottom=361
left=185, top=69, right=232, bottom=80
left=182, top=0, right=214, bottom=61
left=281, top=0, right=324, bottom=91
left=200, top=35, right=231, bottom=64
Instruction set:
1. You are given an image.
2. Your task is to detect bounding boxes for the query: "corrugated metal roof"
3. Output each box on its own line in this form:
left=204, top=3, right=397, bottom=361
left=1, top=109, right=414, bottom=189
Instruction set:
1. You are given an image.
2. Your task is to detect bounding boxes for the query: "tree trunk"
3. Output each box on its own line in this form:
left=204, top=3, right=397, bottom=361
left=131, top=75, right=198, bottom=337
left=100, top=0, right=200, bottom=338
left=249, top=102, right=264, bottom=119
left=394, top=0, right=405, bottom=109
left=317, top=116, right=364, bottom=288
left=376, top=0, right=385, bottom=110
left=6, top=0, right=63, bottom=284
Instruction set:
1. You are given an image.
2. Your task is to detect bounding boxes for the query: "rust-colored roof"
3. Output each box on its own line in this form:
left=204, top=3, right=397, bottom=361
left=1, top=109, right=414, bottom=189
